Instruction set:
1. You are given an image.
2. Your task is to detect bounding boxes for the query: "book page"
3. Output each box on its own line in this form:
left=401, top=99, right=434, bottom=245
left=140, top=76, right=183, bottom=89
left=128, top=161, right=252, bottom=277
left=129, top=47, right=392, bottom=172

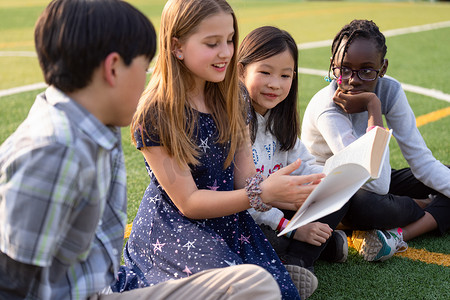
left=323, top=127, right=391, bottom=178
left=278, top=163, right=370, bottom=236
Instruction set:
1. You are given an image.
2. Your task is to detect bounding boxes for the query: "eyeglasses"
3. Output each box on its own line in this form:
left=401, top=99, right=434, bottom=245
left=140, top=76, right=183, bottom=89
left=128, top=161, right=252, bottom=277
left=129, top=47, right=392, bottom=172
left=332, top=65, right=383, bottom=81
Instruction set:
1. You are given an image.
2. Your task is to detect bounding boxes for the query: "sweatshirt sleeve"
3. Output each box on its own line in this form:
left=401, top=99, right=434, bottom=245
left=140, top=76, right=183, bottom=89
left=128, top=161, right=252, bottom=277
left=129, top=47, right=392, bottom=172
left=248, top=208, right=284, bottom=231
left=384, top=81, right=450, bottom=198
left=289, top=138, right=323, bottom=176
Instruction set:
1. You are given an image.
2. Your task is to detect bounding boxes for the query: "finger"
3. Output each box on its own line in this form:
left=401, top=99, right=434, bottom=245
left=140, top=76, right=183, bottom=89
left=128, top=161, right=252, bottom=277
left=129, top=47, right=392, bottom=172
left=277, top=159, right=302, bottom=176
left=291, top=173, right=325, bottom=185
left=310, top=240, right=322, bottom=247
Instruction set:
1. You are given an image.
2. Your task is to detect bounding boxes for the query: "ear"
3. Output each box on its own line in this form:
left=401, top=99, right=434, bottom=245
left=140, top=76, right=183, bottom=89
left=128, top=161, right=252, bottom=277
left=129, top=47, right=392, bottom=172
left=237, top=63, right=245, bottom=81
left=171, top=37, right=183, bottom=60
left=103, top=52, right=121, bottom=87
left=379, top=58, right=388, bottom=78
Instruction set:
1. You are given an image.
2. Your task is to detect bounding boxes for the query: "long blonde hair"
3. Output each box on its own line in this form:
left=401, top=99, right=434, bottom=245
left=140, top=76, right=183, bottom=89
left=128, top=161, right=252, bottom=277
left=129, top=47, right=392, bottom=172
left=131, top=0, right=245, bottom=168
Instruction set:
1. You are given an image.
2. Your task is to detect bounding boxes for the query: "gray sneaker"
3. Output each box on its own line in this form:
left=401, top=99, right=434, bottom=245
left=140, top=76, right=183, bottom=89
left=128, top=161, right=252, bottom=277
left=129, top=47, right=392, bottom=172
left=332, top=230, right=348, bottom=263
left=285, top=264, right=318, bottom=299
left=319, top=229, right=348, bottom=263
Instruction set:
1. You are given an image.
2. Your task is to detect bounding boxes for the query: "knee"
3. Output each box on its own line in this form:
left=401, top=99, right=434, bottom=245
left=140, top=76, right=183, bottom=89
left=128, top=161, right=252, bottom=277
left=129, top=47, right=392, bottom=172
left=232, top=265, right=280, bottom=296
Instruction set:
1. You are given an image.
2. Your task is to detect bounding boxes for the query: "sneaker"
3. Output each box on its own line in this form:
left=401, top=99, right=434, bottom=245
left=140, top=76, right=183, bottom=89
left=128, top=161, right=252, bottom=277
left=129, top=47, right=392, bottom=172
left=285, top=264, right=318, bottom=299
left=351, top=228, right=408, bottom=262
left=320, top=230, right=348, bottom=263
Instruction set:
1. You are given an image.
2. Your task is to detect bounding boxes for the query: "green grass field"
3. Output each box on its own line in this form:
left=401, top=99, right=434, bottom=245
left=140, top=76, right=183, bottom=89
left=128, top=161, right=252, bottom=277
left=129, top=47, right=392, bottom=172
left=1, top=1, right=449, bottom=299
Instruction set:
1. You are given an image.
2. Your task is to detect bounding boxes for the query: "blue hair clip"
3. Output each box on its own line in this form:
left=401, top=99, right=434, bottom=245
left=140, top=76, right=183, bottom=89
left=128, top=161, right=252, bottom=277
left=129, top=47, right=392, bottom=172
left=324, top=76, right=332, bottom=83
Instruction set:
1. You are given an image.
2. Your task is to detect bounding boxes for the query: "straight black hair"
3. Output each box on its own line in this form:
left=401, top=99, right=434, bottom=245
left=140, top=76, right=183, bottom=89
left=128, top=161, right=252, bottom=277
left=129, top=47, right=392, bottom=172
left=35, top=0, right=157, bottom=93
left=238, top=26, right=299, bottom=151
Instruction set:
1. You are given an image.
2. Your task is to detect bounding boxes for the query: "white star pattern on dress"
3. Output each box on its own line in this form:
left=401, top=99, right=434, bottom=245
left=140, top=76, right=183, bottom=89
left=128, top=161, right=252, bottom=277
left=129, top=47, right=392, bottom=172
left=199, top=138, right=210, bottom=152
left=152, top=239, right=166, bottom=253
left=183, top=240, right=196, bottom=250
left=224, top=260, right=237, bottom=266
left=149, top=195, right=160, bottom=203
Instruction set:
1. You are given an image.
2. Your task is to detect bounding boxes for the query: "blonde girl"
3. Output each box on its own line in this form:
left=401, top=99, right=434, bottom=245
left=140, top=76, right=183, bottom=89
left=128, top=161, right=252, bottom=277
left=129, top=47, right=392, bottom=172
left=121, top=1, right=324, bottom=299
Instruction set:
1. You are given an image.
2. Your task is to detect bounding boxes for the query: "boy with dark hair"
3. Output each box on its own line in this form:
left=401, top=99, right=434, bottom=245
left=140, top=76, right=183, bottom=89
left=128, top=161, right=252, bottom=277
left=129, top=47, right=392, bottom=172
left=0, top=0, right=281, bottom=299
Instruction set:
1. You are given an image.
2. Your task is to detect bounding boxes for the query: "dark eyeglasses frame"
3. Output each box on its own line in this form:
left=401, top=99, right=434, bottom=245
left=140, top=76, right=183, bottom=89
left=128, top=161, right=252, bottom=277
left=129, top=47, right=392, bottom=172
left=332, top=64, right=384, bottom=82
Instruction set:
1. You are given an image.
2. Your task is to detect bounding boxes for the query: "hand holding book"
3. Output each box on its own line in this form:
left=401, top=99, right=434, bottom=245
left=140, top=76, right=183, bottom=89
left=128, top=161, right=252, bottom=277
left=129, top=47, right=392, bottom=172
left=278, top=126, right=392, bottom=236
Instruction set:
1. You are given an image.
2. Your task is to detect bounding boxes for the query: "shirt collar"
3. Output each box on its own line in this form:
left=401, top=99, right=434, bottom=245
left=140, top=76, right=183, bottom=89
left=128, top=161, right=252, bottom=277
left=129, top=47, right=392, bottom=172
left=44, top=86, right=120, bottom=151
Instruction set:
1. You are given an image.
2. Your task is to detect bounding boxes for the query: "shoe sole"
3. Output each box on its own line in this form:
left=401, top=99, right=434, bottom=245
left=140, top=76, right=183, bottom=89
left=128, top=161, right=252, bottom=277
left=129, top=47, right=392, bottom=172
left=285, top=264, right=318, bottom=299
left=351, top=230, right=383, bottom=261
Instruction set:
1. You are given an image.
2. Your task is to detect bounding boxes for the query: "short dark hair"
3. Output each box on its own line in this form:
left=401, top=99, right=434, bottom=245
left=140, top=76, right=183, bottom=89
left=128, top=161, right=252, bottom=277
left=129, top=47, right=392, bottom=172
left=35, top=0, right=157, bottom=93
left=238, top=26, right=299, bottom=151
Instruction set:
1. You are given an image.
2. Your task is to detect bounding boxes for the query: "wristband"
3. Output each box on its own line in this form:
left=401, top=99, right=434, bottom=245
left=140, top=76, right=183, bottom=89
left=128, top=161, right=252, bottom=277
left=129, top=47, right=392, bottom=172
left=245, top=174, right=272, bottom=212
left=285, top=229, right=297, bottom=239
left=276, top=218, right=289, bottom=233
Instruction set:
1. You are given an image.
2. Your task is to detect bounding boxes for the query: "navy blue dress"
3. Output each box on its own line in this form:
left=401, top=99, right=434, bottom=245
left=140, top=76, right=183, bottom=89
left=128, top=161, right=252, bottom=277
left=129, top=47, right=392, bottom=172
left=122, top=111, right=300, bottom=299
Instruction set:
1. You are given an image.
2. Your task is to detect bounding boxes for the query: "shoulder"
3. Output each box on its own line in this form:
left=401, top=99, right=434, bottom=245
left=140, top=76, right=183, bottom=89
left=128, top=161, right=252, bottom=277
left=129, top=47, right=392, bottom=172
left=375, top=76, right=407, bottom=111
left=375, top=76, right=403, bottom=97
left=4, top=92, right=76, bottom=153
left=307, top=83, right=337, bottom=111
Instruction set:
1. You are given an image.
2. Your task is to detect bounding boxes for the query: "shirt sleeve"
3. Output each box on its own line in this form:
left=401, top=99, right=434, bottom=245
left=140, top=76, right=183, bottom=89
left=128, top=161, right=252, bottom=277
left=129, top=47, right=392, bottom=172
left=134, top=125, right=161, bottom=149
left=248, top=208, right=284, bottom=231
left=0, top=143, right=82, bottom=267
left=385, top=86, right=450, bottom=198
left=289, top=138, right=324, bottom=176
left=316, top=106, right=357, bottom=154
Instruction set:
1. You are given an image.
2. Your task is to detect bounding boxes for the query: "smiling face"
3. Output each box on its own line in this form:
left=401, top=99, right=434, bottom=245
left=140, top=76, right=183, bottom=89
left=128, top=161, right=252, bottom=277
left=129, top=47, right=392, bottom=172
left=175, top=12, right=235, bottom=89
left=333, top=37, right=387, bottom=94
left=240, top=49, right=295, bottom=116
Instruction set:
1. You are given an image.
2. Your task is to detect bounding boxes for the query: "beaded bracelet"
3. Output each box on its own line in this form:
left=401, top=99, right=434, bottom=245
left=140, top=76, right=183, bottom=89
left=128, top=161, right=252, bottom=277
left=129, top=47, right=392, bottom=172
left=245, top=173, right=272, bottom=212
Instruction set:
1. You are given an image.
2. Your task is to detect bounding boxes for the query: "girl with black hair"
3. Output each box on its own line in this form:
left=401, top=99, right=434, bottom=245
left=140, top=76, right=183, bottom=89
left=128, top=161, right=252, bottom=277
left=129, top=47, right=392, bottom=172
left=238, top=26, right=350, bottom=299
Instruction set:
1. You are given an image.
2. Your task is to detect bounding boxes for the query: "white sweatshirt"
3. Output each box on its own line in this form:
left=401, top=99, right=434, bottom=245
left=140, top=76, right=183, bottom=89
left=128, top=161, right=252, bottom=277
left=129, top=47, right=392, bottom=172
left=301, top=76, right=450, bottom=197
left=249, top=111, right=323, bottom=230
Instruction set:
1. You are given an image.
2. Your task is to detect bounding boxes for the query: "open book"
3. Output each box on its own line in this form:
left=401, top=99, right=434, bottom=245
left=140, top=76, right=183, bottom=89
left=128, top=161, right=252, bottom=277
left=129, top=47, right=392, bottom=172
left=278, top=126, right=392, bottom=236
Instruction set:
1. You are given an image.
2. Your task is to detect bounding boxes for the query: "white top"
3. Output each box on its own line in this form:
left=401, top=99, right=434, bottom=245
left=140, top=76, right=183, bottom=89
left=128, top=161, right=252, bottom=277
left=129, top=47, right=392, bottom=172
left=249, top=111, right=323, bottom=230
left=302, top=76, right=450, bottom=197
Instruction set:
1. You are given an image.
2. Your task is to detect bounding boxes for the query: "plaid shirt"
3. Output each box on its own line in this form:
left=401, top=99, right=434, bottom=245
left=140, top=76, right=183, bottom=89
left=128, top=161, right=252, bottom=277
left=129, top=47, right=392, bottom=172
left=0, top=87, right=127, bottom=299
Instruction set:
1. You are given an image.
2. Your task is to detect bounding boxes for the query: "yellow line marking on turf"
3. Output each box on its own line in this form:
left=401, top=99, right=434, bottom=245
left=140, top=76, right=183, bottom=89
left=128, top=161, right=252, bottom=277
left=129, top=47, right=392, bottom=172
left=125, top=223, right=132, bottom=239
left=395, top=247, right=450, bottom=267
left=416, top=106, right=450, bottom=127
left=348, top=237, right=450, bottom=267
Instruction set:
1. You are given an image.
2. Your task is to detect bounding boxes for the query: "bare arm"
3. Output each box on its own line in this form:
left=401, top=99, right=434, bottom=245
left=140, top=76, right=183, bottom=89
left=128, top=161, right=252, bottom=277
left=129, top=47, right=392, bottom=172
left=142, top=143, right=325, bottom=219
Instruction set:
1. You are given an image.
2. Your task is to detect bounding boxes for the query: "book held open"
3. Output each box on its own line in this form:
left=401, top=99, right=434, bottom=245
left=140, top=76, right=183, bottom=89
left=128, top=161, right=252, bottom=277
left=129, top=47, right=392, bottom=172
left=278, top=126, right=392, bottom=236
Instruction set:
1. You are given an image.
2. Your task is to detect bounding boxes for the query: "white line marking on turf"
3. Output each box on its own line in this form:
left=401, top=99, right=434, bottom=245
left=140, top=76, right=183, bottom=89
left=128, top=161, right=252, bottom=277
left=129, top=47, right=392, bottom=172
left=298, top=20, right=450, bottom=49
left=298, top=68, right=450, bottom=103
left=2, top=21, right=450, bottom=102
left=0, top=82, right=47, bottom=98
left=0, top=51, right=36, bottom=57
